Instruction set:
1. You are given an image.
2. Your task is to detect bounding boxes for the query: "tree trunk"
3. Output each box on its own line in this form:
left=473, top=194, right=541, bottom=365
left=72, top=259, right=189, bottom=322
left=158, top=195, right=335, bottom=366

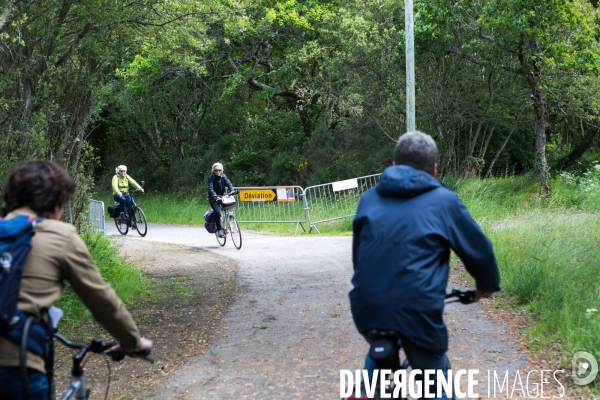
left=553, top=123, right=598, bottom=171
left=297, top=99, right=312, bottom=139
left=479, top=122, right=496, bottom=159
left=484, top=123, right=517, bottom=179
left=527, top=71, right=550, bottom=193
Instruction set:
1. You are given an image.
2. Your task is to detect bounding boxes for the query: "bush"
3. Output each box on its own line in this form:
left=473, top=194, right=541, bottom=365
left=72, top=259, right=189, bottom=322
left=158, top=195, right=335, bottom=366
left=55, top=230, right=148, bottom=333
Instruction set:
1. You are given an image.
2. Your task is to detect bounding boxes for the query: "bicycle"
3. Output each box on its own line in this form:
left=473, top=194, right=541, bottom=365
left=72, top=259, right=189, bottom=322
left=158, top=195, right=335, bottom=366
left=54, top=333, right=152, bottom=400
left=214, top=191, right=242, bottom=250
left=346, top=289, right=477, bottom=400
left=113, top=183, right=148, bottom=237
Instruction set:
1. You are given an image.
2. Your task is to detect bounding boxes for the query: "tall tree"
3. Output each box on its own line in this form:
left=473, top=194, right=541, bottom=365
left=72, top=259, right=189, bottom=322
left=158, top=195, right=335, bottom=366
left=421, top=0, right=600, bottom=191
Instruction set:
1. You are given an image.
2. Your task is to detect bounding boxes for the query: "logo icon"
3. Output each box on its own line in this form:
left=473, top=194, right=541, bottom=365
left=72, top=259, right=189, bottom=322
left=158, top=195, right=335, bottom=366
left=572, top=351, right=598, bottom=385
left=0, top=252, right=12, bottom=273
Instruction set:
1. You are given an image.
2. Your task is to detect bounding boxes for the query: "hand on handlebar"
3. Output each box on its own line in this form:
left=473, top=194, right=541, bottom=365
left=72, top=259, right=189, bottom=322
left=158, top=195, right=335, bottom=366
left=108, top=337, right=153, bottom=362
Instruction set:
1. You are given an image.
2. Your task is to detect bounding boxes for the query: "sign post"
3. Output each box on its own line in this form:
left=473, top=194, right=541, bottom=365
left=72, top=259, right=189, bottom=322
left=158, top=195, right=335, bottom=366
left=405, top=0, right=415, bottom=132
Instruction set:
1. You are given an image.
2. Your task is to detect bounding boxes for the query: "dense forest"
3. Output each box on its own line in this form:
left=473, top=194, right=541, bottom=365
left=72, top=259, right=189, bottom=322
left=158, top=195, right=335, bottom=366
left=2, top=0, right=600, bottom=200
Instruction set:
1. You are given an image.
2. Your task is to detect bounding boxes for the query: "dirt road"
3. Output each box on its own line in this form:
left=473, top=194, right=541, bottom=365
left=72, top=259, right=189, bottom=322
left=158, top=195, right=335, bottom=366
left=106, top=223, right=531, bottom=399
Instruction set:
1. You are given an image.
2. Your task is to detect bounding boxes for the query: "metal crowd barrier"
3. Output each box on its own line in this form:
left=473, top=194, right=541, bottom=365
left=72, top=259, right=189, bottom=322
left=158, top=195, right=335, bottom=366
left=230, top=174, right=381, bottom=234
left=233, top=186, right=307, bottom=234
left=88, top=199, right=105, bottom=230
left=303, top=174, right=381, bottom=233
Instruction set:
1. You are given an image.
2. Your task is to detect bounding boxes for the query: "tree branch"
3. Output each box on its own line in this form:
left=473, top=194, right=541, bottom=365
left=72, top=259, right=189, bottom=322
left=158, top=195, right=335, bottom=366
left=54, top=22, right=92, bottom=67
left=448, top=48, right=524, bottom=74
left=0, top=0, right=14, bottom=32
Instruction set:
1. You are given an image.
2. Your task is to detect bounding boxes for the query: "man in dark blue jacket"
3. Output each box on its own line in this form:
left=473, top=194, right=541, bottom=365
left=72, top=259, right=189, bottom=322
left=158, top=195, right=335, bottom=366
left=349, top=131, right=500, bottom=399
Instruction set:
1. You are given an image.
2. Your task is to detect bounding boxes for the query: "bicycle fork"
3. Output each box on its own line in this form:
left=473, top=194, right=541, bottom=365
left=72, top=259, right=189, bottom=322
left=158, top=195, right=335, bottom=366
left=61, top=375, right=89, bottom=400
left=61, top=352, right=90, bottom=400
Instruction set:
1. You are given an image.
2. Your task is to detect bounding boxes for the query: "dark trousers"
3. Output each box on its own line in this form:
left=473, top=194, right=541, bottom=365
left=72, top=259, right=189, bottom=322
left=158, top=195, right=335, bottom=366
left=209, top=200, right=223, bottom=230
left=0, top=367, right=48, bottom=400
left=113, top=194, right=133, bottom=215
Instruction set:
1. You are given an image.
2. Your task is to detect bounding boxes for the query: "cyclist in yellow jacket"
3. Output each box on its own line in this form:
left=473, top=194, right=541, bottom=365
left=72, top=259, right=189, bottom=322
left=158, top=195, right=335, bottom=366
left=112, top=165, right=144, bottom=220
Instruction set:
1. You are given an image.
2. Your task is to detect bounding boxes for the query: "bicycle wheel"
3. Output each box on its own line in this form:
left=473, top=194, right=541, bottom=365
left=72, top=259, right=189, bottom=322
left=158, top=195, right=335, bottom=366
left=132, top=207, right=148, bottom=237
left=228, top=214, right=242, bottom=249
left=115, top=216, right=128, bottom=235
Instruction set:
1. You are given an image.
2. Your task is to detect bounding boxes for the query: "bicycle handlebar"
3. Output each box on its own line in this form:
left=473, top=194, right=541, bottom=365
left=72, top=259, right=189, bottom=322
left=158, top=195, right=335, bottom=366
left=445, top=288, right=477, bottom=304
left=106, top=347, right=153, bottom=363
left=215, top=191, right=238, bottom=198
left=55, top=333, right=117, bottom=353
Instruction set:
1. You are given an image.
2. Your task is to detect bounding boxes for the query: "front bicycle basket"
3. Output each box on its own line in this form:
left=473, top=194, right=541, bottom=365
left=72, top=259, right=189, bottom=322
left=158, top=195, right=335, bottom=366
left=220, top=195, right=236, bottom=209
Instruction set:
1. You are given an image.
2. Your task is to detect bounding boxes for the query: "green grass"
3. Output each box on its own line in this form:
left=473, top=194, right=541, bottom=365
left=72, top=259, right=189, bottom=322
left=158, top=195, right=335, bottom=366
left=483, top=212, right=600, bottom=362
left=452, top=171, right=600, bottom=382
left=55, top=229, right=193, bottom=339
left=240, top=216, right=354, bottom=236
left=96, top=191, right=209, bottom=225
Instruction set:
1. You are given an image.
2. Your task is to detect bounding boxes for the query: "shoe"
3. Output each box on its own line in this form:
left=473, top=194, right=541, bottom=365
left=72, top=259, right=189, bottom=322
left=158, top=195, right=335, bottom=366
left=218, top=229, right=225, bottom=237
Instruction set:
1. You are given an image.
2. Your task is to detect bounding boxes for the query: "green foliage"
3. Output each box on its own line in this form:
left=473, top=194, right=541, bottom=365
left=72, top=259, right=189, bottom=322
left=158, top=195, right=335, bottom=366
left=55, top=230, right=148, bottom=333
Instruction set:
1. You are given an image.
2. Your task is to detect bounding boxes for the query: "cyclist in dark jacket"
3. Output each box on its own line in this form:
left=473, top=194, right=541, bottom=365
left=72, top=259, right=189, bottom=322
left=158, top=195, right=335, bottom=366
left=207, top=162, right=235, bottom=237
left=349, top=131, right=500, bottom=400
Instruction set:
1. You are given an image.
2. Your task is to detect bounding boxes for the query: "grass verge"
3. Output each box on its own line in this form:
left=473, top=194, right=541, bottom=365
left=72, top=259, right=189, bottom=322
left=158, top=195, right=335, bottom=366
left=55, top=229, right=193, bottom=339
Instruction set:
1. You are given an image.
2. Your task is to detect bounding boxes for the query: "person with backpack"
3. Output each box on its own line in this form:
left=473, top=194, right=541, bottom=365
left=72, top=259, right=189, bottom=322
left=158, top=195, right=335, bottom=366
left=0, top=161, right=152, bottom=400
left=207, top=162, right=235, bottom=237
left=112, top=165, right=144, bottom=224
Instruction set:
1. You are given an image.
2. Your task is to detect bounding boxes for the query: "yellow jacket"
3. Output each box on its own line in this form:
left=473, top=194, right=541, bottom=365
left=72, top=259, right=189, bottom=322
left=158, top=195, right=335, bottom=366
left=112, top=174, right=141, bottom=195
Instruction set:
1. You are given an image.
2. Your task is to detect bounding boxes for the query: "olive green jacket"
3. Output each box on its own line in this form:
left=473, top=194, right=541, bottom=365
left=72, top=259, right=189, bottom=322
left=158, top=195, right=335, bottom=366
left=112, top=174, right=141, bottom=195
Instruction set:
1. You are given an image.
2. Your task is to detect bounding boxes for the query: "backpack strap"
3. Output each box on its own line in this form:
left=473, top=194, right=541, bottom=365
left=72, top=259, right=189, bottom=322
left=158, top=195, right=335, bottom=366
left=0, top=215, right=44, bottom=400
left=17, top=310, right=52, bottom=400
left=20, top=316, right=34, bottom=400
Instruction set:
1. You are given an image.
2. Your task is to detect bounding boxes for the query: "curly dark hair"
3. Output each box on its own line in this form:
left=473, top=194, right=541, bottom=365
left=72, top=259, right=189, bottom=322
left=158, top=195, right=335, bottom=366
left=2, top=161, right=75, bottom=217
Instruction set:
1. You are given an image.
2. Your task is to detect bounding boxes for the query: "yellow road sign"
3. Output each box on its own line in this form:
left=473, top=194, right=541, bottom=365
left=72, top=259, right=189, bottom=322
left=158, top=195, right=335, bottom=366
left=239, top=189, right=277, bottom=202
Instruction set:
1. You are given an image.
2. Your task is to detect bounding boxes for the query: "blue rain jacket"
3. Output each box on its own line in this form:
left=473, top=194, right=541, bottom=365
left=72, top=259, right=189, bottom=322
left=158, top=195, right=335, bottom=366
left=350, top=165, right=500, bottom=352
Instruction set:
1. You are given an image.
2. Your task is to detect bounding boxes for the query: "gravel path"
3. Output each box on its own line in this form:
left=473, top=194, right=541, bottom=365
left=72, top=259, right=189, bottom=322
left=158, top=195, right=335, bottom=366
left=106, top=223, right=529, bottom=399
